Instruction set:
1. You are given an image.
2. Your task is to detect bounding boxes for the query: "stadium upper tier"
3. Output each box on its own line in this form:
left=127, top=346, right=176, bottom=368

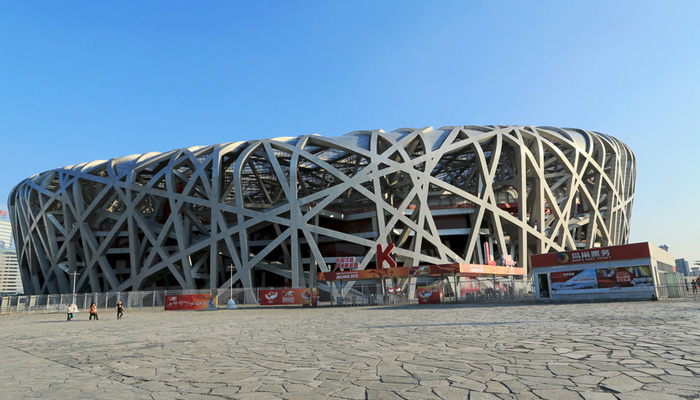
left=9, top=125, right=636, bottom=295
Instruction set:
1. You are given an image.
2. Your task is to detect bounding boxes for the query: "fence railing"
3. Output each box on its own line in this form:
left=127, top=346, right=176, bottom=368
left=0, top=277, right=536, bottom=314
left=2, top=277, right=695, bottom=315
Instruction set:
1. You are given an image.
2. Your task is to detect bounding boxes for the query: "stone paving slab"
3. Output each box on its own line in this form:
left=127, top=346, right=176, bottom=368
left=1, top=299, right=700, bottom=399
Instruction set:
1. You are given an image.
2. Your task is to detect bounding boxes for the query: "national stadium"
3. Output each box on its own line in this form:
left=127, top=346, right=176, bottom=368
left=9, top=125, right=636, bottom=295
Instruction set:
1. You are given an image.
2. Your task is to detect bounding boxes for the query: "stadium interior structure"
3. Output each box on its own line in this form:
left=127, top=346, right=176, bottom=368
left=9, top=125, right=636, bottom=295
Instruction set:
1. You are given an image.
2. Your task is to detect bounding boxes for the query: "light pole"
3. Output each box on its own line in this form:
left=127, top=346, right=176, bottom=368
left=229, top=264, right=234, bottom=300
left=58, top=263, right=80, bottom=306
left=227, top=265, right=236, bottom=309
left=71, top=271, right=80, bottom=305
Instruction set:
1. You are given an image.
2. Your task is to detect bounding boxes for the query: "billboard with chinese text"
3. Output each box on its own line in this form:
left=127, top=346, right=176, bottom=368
left=549, top=265, right=653, bottom=294
left=259, top=288, right=318, bottom=306
left=165, top=294, right=215, bottom=310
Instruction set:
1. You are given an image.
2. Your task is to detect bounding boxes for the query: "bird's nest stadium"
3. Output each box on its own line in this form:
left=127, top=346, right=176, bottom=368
left=9, top=125, right=635, bottom=295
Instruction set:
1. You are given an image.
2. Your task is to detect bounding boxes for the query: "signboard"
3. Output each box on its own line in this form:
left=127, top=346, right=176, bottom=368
left=550, top=270, right=597, bottom=292
left=320, top=267, right=410, bottom=281
left=458, top=264, right=524, bottom=276
left=531, top=242, right=651, bottom=268
left=318, top=263, right=525, bottom=282
left=502, top=254, right=515, bottom=267
left=377, top=243, right=396, bottom=268
left=335, top=257, right=359, bottom=271
left=596, top=266, right=653, bottom=289
left=259, top=288, right=318, bottom=306
left=550, top=265, right=654, bottom=294
left=165, top=294, right=215, bottom=311
left=417, top=285, right=442, bottom=304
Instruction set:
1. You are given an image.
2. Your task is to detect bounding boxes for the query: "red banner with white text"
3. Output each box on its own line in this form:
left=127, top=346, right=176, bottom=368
left=259, top=288, right=318, bottom=306
left=165, top=294, right=214, bottom=310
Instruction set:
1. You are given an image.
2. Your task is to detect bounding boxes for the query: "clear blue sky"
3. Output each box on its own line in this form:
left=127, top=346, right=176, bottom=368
left=1, top=1, right=699, bottom=266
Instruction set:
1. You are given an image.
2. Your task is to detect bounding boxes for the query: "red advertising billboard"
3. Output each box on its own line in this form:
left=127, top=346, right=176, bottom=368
left=165, top=294, right=215, bottom=310
left=596, top=266, right=653, bottom=289
left=259, top=288, right=318, bottom=306
left=417, top=285, right=442, bottom=304
left=549, top=265, right=653, bottom=294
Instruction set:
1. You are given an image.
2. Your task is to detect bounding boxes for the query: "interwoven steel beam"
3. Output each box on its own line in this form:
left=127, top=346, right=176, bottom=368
left=9, top=126, right=636, bottom=295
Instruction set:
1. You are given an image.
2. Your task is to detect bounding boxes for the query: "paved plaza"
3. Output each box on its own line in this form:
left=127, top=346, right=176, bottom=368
left=1, top=299, right=700, bottom=400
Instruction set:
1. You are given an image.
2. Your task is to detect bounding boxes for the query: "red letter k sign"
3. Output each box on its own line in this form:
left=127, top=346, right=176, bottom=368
left=377, top=243, right=396, bottom=269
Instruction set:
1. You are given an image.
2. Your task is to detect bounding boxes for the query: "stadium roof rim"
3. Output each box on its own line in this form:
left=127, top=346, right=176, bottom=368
left=50, top=125, right=608, bottom=175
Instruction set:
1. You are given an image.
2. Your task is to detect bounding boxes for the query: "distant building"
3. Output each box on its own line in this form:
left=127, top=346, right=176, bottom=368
left=0, top=213, right=22, bottom=294
left=675, top=258, right=690, bottom=276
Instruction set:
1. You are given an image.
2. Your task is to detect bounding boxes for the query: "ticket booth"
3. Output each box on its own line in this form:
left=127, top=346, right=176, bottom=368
left=530, top=242, right=677, bottom=301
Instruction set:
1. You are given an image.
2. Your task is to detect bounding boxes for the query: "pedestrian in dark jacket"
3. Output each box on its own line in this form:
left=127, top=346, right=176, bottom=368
left=116, top=300, right=124, bottom=320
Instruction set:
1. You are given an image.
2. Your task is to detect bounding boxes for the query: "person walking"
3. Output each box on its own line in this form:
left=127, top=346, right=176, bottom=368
left=67, top=303, right=74, bottom=321
left=89, top=302, right=99, bottom=321
left=116, top=300, right=124, bottom=320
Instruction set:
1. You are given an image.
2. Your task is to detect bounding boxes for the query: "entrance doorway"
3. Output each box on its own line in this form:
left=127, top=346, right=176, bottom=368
left=537, top=274, right=550, bottom=298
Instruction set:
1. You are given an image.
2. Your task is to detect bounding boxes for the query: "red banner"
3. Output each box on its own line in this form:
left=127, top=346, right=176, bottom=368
left=417, top=285, right=442, bottom=304
left=260, top=288, right=318, bottom=306
left=165, top=294, right=215, bottom=311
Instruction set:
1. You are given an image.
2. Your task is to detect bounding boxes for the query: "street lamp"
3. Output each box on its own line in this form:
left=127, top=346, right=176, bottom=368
left=58, top=263, right=81, bottom=305
left=70, top=271, right=80, bottom=305
left=226, top=265, right=236, bottom=309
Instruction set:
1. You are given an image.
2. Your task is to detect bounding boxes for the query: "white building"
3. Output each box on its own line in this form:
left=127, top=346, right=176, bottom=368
left=0, top=212, right=22, bottom=294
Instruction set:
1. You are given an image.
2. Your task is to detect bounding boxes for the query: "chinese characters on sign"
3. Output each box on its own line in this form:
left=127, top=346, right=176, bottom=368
left=334, top=257, right=359, bottom=271
left=501, top=254, right=516, bottom=267
left=570, top=249, right=612, bottom=263
left=530, top=242, right=653, bottom=269
left=164, top=294, right=214, bottom=311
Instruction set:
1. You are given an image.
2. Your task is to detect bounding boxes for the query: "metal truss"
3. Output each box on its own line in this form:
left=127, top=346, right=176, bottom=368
left=9, top=126, right=636, bottom=295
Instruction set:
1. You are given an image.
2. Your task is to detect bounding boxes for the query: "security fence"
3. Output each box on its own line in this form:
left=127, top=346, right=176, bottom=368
left=2, top=276, right=696, bottom=315
left=0, top=277, right=535, bottom=314
left=0, top=289, right=253, bottom=315
left=325, top=276, right=537, bottom=306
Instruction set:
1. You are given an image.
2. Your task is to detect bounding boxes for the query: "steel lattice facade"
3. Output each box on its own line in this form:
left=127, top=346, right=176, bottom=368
left=9, top=126, right=636, bottom=295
